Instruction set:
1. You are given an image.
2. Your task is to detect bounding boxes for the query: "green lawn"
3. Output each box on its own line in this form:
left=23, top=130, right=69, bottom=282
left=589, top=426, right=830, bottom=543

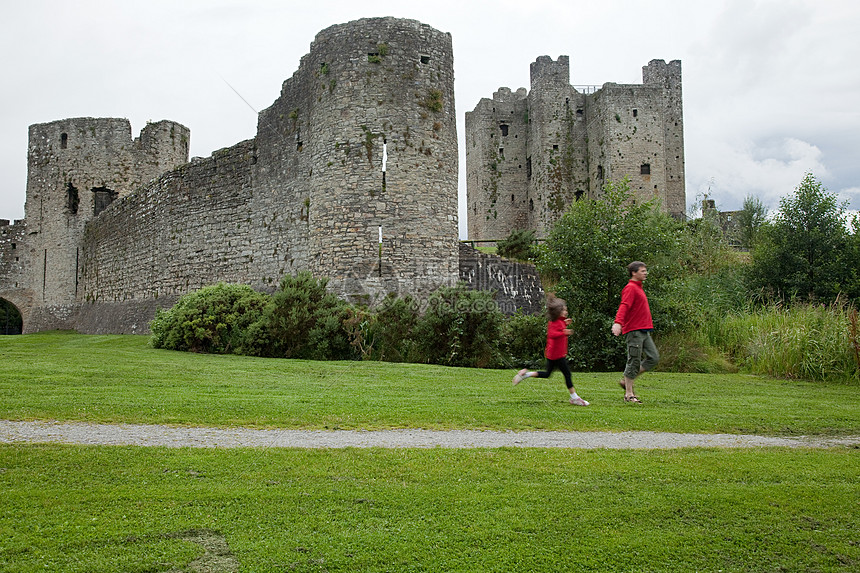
left=1, top=333, right=858, bottom=572
left=1, top=332, right=857, bottom=435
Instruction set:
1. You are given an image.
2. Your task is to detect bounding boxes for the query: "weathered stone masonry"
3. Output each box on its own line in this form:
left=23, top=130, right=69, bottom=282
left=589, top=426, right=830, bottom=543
left=1, top=18, right=461, bottom=334
left=466, top=56, right=685, bottom=241
left=0, top=20, right=677, bottom=334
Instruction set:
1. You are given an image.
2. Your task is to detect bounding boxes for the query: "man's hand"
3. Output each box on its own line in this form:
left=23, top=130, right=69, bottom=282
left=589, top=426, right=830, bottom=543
left=611, top=323, right=622, bottom=337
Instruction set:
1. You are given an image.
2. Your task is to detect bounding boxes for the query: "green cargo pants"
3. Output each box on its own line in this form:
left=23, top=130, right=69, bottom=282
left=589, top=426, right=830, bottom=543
left=623, top=329, right=659, bottom=380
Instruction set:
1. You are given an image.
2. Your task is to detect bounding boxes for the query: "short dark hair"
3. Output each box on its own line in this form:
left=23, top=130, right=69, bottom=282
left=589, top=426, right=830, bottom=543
left=546, top=297, right=567, bottom=321
left=627, top=261, right=646, bottom=277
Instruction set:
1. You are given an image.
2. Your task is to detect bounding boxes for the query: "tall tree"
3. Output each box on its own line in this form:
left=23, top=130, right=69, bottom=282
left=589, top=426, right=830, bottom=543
left=748, top=173, right=850, bottom=302
left=736, top=195, right=768, bottom=249
left=537, top=178, right=683, bottom=370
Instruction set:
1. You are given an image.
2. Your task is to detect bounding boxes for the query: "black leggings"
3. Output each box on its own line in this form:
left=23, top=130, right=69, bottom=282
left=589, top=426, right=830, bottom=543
left=536, top=358, right=573, bottom=389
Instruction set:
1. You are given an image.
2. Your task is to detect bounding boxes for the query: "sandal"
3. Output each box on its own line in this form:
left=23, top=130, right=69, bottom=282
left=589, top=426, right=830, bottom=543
left=624, top=395, right=642, bottom=404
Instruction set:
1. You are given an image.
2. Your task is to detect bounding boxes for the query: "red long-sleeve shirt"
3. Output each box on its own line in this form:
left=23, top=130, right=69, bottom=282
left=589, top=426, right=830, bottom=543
left=545, top=318, right=569, bottom=360
left=614, top=279, right=653, bottom=334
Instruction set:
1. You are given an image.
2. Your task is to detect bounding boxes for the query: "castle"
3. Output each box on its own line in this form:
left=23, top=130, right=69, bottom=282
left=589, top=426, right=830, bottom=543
left=466, top=56, right=685, bottom=240
left=0, top=18, right=682, bottom=335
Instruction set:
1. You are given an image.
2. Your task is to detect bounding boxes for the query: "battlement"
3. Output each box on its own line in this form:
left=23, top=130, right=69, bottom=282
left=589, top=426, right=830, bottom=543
left=491, top=87, right=528, bottom=102
left=530, top=55, right=570, bottom=87
left=643, top=59, right=682, bottom=89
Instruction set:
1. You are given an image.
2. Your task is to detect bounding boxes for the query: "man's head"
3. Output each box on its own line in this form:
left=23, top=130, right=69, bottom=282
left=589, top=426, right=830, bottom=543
left=627, top=261, right=648, bottom=281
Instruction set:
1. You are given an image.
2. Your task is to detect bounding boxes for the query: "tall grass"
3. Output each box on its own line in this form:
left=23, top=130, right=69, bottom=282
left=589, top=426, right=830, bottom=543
left=711, top=300, right=859, bottom=383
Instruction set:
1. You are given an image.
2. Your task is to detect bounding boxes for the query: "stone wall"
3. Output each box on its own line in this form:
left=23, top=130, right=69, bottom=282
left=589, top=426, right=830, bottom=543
left=0, top=219, right=30, bottom=328
left=5, top=17, right=461, bottom=334
left=458, top=242, right=544, bottom=315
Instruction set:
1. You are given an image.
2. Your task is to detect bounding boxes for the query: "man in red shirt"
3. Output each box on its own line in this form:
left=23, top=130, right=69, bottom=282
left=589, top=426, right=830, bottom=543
left=612, top=261, right=660, bottom=403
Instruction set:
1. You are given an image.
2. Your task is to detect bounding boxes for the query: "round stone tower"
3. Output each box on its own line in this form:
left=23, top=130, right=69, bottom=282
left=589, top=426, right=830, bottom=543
left=256, top=17, right=459, bottom=301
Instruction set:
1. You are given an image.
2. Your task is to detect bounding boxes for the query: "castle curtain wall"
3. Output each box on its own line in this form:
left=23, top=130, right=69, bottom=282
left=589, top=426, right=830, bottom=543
left=15, top=18, right=460, bottom=334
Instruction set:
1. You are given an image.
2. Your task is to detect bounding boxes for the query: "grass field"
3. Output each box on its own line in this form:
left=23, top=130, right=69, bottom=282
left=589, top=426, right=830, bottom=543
left=1, top=332, right=858, bottom=572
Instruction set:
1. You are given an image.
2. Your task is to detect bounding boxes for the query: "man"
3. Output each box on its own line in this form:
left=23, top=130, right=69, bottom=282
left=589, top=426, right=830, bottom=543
left=611, top=261, right=659, bottom=403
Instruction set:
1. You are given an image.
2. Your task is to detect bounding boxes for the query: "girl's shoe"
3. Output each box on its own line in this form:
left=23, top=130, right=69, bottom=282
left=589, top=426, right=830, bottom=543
left=512, top=369, right=528, bottom=385
left=570, top=396, right=590, bottom=406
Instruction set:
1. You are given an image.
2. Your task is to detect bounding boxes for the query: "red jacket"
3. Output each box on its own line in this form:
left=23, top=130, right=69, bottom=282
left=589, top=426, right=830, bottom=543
left=545, top=318, right=569, bottom=360
left=614, top=279, right=653, bottom=334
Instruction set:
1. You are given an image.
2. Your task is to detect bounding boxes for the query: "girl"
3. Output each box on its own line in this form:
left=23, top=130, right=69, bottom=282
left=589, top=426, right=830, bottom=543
left=513, top=297, right=589, bottom=406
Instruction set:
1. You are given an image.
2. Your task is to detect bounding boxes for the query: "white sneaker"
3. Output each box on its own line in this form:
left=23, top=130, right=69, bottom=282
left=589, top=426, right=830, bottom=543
left=570, top=396, right=590, bottom=406
left=512, top=369, right=528, bottom=386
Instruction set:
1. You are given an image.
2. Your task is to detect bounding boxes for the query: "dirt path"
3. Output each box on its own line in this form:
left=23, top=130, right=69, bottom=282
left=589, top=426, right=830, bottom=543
left=2, top=420, right=858, bottom=449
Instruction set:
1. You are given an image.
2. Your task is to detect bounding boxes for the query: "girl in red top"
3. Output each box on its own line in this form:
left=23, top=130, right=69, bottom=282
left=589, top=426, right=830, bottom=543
left=513, top=297, right=589, bottom=406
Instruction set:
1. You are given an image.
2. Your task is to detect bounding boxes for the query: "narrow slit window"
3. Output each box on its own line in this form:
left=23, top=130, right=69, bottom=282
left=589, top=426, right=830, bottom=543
left=382, top=139, right=387, bottom=191
left=60, top=133, right=68, bottom=149
left=499, top=124, right=509, bottom=136
left=640, top=163, right=651, bottom=175
left=66, top=183, right=79, bottom=214
left=420, top=55, right=430, bottom=64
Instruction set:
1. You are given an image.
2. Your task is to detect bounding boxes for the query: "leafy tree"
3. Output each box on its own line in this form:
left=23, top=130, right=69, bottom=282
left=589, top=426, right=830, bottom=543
left=497, top=229, right=537, bottom=261
left=747, top=173, right=852, bottom=303
left=537, top=178, right=684, bottom=370
left=736, top=195, right=768, bottom=249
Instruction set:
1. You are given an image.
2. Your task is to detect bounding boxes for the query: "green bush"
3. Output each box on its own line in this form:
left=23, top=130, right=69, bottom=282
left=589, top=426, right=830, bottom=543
left=149, top=283, right=269, bottom=354
left=414, top=284, right=505, bottom=368
left=246, top=272, right=355, bottom=360
left=497, top=229, right=536, bottom=262
left=369, top=293, right=421, bottom=362
left=501, top=310, right=546, bottom=369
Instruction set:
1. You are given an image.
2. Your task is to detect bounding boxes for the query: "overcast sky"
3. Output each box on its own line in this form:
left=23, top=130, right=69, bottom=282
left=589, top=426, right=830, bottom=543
left=2, top=0, right=858, bottom=235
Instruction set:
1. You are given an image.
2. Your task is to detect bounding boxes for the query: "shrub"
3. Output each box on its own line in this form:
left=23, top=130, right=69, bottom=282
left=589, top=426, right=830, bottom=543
left=497, top=229, right=536, bottom=262
left=246, top=272, right=355, bottom=360
left=501, top=311, right=546, bottom=370
left=149, top=283, right=269, bottom=354
left=370, top=294, right=421, bottom=362
left=413, top=284, right=505, bottom=368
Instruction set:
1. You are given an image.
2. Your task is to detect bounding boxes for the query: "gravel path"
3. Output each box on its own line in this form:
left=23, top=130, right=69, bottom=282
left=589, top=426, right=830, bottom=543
left=2, top=420, right=858, bottom=449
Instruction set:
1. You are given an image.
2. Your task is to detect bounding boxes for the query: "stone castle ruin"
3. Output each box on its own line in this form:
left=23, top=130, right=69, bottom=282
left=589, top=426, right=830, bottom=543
left=466, top=56, right=685, bottom=240
left=0, top=17, right=683, bottom=335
